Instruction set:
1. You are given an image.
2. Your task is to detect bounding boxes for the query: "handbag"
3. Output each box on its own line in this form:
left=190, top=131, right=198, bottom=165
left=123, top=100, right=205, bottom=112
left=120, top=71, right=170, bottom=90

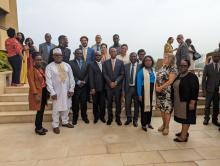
left=193, top=52, right=201, bottom=60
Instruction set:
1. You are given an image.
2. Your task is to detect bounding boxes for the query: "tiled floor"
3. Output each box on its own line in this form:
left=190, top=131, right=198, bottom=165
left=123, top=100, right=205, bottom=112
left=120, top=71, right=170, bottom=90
left=0, top=116, right=220, bottom=166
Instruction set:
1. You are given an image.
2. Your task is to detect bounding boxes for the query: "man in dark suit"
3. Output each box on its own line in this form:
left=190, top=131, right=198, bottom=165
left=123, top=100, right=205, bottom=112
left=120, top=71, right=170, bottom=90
left=89, top=52, right=106, bottom=124
left=103, top=47, right=125, bottom=126
left=202, top=52, right=220, bottom=126
left=48, top=35, right=71, bottom=63
left=39, top=33, right=56, bottom=64
left=124, top=52, right=141, bottom=127
left=80, top=36, right=95, bottom=64
left=69, top=49, right=89, bottom=125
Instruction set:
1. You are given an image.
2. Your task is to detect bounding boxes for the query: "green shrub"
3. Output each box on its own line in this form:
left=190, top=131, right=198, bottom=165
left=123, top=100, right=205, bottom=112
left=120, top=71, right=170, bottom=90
left=0, top=50, right=12, bottom=72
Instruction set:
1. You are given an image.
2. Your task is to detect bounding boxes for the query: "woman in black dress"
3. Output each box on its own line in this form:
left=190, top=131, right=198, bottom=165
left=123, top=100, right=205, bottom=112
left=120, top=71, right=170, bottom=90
left=171, top=59, right=199, bottom=142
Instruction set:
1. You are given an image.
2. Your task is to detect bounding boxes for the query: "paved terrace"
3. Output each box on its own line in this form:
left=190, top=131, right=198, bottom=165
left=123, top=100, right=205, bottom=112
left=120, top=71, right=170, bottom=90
left=0, top=116, right=219, bottom=166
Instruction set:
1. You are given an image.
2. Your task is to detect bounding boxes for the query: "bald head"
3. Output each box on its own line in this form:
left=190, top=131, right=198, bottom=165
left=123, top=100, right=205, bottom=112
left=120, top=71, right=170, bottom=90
left=45, top=33, right=52, bottom=43
left=177, top=34, right=184, bottom=44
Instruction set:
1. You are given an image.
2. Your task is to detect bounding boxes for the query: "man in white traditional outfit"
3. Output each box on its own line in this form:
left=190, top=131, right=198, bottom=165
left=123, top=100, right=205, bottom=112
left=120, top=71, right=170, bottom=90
left=46, top=48, right=75, bottom=134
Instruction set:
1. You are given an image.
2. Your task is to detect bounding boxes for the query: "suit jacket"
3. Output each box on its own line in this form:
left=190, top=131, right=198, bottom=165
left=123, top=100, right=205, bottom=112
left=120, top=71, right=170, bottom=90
left=39, top=42, right=56, bottom=63
left=175, top=42, right=189, bottom=67
left=89, top=61, right=105, bottom=92
left=81, top=47, right=95, bottom=64
left=48, top=46, right=71, bottom=64
left=27, top=67, right=46, bottom=110
left=202, top=62, right=220, bottom=93
left=91, top=44, right=101, bottom=52
left=103, top=58, right=125, bottom=90
left=69, top=59, right=88, bottom=89
left=124, top=63, right=141, bottom=94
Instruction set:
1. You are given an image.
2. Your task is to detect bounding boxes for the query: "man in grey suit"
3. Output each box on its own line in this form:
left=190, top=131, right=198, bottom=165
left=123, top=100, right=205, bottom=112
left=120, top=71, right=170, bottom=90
left=202, top=52, right=220, bottom=126
left=39, top=33, right=56, bottom=64
left=91, top=35, right=102, bottom=52
left=103, top=47, right=125, bottom=126
left=124, top=52, right=141, bottom=127
left=175, top=34, right=189, bottom=69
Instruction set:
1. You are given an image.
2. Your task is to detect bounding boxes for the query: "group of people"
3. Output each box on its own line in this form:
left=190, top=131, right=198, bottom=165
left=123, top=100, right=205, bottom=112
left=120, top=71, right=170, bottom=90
left=4, top=27, right=220, bottom=143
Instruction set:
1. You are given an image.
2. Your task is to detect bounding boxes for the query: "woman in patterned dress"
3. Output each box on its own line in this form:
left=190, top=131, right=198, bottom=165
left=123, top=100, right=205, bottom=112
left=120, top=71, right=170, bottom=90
left=156, top=54, right=177, bottom=135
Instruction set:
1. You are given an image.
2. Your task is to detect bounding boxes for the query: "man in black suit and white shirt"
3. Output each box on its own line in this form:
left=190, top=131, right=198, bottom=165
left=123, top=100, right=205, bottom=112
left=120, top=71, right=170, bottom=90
left=69, top=49, right=89, bottom=125
left=103, top=48, right=125, bottom=126
left=89, top=52, right=106, bottom=124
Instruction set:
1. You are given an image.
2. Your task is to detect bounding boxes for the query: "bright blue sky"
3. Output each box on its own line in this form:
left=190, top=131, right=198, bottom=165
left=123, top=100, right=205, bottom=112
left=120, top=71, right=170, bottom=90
left=17, top=0, right=220, bottom=60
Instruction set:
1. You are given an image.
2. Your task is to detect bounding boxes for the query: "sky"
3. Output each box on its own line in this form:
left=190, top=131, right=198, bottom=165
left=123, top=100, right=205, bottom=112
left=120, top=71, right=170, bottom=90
left=17, top=0, right=220, bottom=60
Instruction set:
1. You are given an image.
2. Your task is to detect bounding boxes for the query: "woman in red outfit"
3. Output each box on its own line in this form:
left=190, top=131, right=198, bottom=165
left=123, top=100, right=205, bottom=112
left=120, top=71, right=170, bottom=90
left=5, top=28, right=23, bottom=86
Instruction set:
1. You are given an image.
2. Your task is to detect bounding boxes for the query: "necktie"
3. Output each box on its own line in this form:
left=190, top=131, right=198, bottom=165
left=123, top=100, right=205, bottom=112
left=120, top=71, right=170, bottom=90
left=130, top=64, right=134, bottom=84
left=215, top=63, right=218, bottom=72
left=47, top=45, right=51, bottom=54
left=97, top=45, right=100, bottom=52
left=83, top=48, right=87, bottom=61
left=111, top=59, right=115, bottom=71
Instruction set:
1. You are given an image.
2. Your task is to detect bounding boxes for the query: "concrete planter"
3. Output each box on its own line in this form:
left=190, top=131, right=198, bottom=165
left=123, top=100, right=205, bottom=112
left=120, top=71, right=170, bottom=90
left=0, top=71, right=12, bottom=94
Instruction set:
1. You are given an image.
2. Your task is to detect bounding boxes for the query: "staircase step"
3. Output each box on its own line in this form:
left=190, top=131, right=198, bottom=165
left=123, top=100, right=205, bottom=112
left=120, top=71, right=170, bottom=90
left=0, top=102, right=52, bottom=112
left=0, top=93, right=28, bottom=102
left=0, top=111, right=52, bottom=123
left=0, top=101, right=96, bottom=112
left=0, top=106, right=205, bottom=124
left=4, top=86, right=29, bottom=94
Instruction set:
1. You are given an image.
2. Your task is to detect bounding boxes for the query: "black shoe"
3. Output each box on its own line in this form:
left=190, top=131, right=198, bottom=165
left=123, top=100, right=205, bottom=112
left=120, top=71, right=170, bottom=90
left=142, top=126, right=147, bottom=132
left=83, top=119, right=90, bottom=124
left=35, top=129, right=46, bottom=135
left=62, top=123, right=74, bottom=128
left=219, top=128, right=220, bottom=131
left=100, top=118, right=106, bottom=123
left=107, top=120, right=112, bottom=125
left=124, top=120, right=132, bottom=125
left=116, top=119, right=122, bottom=126
left=212, top=120, right=220, bottom=127
left=72, top=121, right=77, bottom=125
left=94, top=118, right=99, bottom=124
left=173, top=137, right=188, bottom=142
left=175, top=132, right=189, bottom=137
left=42, top=128, right=48, bottom=133
left=148, top=124, right=154, bottom=129
left=203, top=119, right=209, bottom=125
left=133, top=121, right=138, bottom=127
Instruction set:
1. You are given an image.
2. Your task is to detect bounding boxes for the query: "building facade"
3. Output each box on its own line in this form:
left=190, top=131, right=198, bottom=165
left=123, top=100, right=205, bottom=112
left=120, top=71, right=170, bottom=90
left=0, top=0, right=18, bottom=50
